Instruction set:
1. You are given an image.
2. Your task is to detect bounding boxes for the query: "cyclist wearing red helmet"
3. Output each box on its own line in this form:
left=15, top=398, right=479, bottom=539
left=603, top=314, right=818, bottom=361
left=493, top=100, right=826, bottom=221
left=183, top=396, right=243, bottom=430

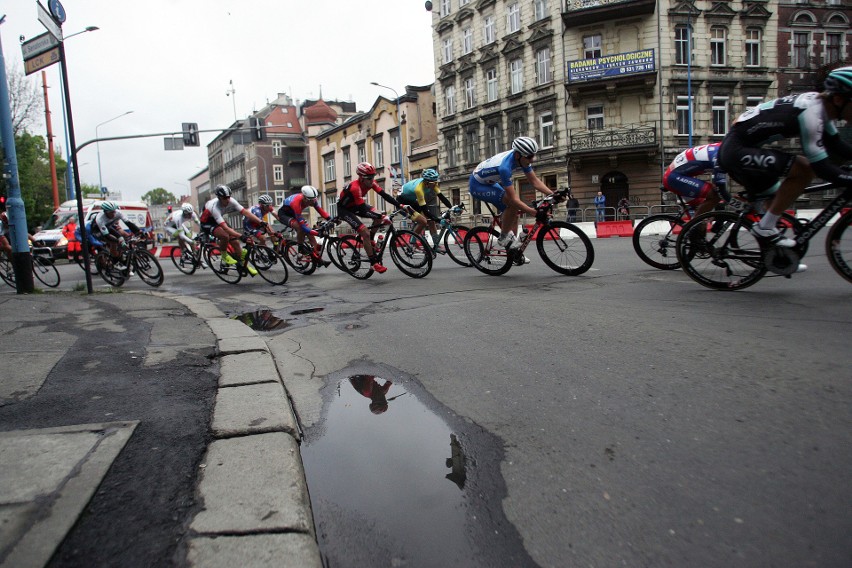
left=337, top=162, right=404, bottom=274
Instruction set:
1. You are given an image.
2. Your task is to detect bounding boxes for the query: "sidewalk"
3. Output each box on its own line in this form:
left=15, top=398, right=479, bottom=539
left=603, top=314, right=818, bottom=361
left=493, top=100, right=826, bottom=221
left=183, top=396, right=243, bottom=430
left=0, top=291, right=321, bottom=568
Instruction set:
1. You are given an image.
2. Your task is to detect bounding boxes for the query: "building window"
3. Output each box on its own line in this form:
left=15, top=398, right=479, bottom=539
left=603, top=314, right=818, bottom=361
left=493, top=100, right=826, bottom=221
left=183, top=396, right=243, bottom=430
left=460, top=0, right=469, bottom=5
left=676, top=95, right=694, bottom=136
left=535, top=47, right=552, bottom=85
left=509, top=115, right=525, bottom=140
left=586, top=104, right=604, bottom=130
left=274, top=190, right=285, bottom=206
left=324, top=156, right=336, bottom=183
left=272, top=140, right=282, bottom=157
left=538, top=111, right=554, bottom=148
left=442, top=37, right=454, bottom=64
left=507, top=2, right=520, bottom=34
left=464, top=126, right=479, bottom=164
left=745, top=28, right=761, bottom=67
left=273, top=164, right=284, bottom=184
left=445, top=84, right=457, bottom=115
left=746, top=96, right=763, bottom=110
left=440, top=0, right=451, bottom=17
left=675, top=25, right=692, bottom=65
left=710, top=26, right=727, bottom=66
left=391, top=132, right=401, bottom=164
left=343, top=151, right=351, bottom=178
left=793, top=32, right=810, bottom=69
left=486, top=68, right=498, bottom=102
left=447, top=134, right=458, bottom=167
left=357, top=143, right=366, bottom=164
left=464, top=77, right=476, bottom=109
left=510, top=58, right=524, bottom=94
left=484, top=15, right=496, bottom=44
left=487, top=123, right=501, bottom=155
left=712, top=97, right=729, bottom=136
left=584, top=34, right=602, bottom=59
left=826, top=33, right=843, bottom=64
left=534, top=0, right=547, bottom=21
left=462, top=27, right=473, bottom=55
left=374, top=139, right=384, bottom=168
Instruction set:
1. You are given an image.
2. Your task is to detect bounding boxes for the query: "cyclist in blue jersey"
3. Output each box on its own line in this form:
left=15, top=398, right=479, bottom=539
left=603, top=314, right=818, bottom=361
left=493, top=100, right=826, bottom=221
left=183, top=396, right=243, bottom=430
left=719, top=66, right=852, bottom=247
left=278, top=185, right=333, bottom=267
left=663, top=142, right=728, bottom=216
left=468, top=136, right=557, bottom=249
left=243, top=194, right=279, bottom=247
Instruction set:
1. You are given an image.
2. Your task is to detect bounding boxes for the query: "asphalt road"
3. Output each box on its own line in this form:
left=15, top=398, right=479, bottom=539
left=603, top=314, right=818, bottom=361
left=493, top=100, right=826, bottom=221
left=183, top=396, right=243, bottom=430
left=43, top=237, right=852, bottom=567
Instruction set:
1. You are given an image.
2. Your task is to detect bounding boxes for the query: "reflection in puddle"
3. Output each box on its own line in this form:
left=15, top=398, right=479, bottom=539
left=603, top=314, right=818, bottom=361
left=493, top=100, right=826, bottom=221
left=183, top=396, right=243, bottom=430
left=301, top=371, right=538, bottom=568
left=231, top=310, right=289, bottom=332
left=290, top=307, right=325, bottom=315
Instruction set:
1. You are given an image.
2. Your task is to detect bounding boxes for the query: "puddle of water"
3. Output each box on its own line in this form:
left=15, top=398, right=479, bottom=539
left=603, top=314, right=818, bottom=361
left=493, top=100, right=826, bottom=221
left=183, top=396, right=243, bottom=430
left=231, top=310, right=290, bottom=333
left=301, top=370, right=538, bottom=568
left=290, top=307, right=324, bottom=315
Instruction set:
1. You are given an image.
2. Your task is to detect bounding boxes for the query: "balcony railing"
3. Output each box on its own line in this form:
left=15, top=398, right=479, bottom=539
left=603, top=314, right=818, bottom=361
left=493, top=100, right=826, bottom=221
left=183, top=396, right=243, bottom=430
left=569, top=123, right=656, bottom=153
left=562, top=0, right=655, bottom=27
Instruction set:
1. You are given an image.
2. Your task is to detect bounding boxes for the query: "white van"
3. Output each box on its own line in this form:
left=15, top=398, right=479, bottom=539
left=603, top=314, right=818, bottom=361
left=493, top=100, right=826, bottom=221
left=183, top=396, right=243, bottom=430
left=33, top=199, right=153, bottom=259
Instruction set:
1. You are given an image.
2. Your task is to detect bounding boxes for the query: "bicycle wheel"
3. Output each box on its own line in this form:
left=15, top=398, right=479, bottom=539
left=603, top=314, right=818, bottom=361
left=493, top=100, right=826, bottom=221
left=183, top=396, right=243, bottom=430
left=463, top=226, right=512, bottom=276
left=283, top=241, right=317, bottom=275
left=676, top=211, right=766, bottom=290
left=632, top=214, right=684, bottom=270
left=337, top=235, right=374, bottom=280
left=32, top=256, right=60, bottom=288
left=324, top=237, right=347, bottom=271
left=170, top=244, right=197, bottom=275
left=95, top=251, right=126, bottom=287
left=207, top=245, right=242, bottom=284
left=133, top=249, right=164, bottom=287
left=443, top=225, right=471, bottom=267
left=77, top=248, right=100, bottom=275
left=826, top=211, right=852, bottom=284
left=536, top=221, right=595, bottom=276
left=389, top=230, right=433, bottom=278
left=252, top=246, right=289, bottom=285
left=0, top=257, right=16, bottom=288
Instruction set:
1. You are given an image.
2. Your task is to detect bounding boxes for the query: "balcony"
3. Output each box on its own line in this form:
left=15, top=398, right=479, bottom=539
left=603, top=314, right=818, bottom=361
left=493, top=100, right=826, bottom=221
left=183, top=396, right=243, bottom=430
left=569, top=123, right=657, bottom=155
left=562, top=0, right=655, bottom=28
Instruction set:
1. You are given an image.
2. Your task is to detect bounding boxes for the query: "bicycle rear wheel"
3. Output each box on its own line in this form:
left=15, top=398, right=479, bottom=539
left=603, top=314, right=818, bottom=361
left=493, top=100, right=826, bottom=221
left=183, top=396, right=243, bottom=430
left=826, top=211, right=852, bottom=284
left=95, top=251, right=126, bottom=287
left=337, top=235, right=374, bottom=279
left=444, top=225, right=471, bottom=267
left=324, top=237, right=347, bottom=271
left=133, top=249, right=164, bottom=287
left=208, top=245, right=242, bottom=284
left=283, top=241, right=317, bottom=275
left=252, top=246, right=289, bottom=285
left=389, top=230, right=433, bottom=278
left=463, top=226, right=512, bottom=276
left=633, top=214, right=684, bottom=270
left=33, top=256, right=60, bottom=288
left=170, top=244, right=197, bottom=275
left=536, top=221, right=595, bottom=275
left=676, top=211, right=766, bottom=290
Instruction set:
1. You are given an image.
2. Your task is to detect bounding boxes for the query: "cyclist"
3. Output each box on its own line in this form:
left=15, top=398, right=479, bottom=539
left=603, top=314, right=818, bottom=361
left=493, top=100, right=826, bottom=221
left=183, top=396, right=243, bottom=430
left=278, top=185, right=333, bottom=268
left=337, top=162, right=404, bottom=274
left=0, top=200, right=10, bottom=262
left=398, top=168, right=454, bottom=254
left=662, top=142, right=727, bottom=216
left=89, top=201, right=142, bottom=264
left=200, top=184, right=266, bottom=276
left=718, top=65, right=852, bottom=247
left=165, top=203, right=207, bottom=268
left=244, top=194, right=280, bottom=247
left=468, top=136, right=557, bottom=250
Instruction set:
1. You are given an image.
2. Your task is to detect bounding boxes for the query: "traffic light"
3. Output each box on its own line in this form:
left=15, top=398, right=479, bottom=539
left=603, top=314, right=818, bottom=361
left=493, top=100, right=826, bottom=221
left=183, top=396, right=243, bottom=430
left=249, top=117, right=265, bottom=141
left=167, top=206, right=172, bottom=213
left=182, top=122, right=199, bottom=147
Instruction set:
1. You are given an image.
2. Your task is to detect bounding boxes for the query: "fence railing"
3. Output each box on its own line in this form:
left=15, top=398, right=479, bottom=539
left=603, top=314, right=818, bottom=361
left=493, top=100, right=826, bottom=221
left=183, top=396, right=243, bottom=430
left=569, top=124, right=657, bottom=153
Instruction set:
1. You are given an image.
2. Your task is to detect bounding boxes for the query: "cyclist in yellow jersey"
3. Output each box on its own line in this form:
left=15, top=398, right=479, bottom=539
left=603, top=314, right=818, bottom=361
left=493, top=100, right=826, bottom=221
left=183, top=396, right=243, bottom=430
left=398, top=169, right=455, bottom=253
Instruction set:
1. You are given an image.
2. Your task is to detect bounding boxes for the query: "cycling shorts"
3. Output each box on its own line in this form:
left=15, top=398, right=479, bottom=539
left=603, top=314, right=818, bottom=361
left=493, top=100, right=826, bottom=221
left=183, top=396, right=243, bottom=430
left=468, top=174, right=507, bottom=214
left=662, top=171, right=716, bottom=206
left=718, top=135, right=795, bottom=199
left=337, top=204, right=382, bottom=231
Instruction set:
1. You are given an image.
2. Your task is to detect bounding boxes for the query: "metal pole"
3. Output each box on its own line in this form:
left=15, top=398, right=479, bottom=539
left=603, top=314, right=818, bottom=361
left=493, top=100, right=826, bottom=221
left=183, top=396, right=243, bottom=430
left=95, top=110, right=133, bottom=195
left=370, top=82, right=406, bottom=185
left=256, top=153, right=269, bottom=193
left=42, top=71, right=61, bottom=209
left=687, top=11, right=693, bottom=147
left=657, top=0, right=665, bottom=205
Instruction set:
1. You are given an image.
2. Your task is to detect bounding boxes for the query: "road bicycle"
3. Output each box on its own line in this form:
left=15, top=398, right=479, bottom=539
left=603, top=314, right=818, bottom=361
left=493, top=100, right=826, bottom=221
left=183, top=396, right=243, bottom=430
left=95, top=235, right=164, bottom=287
left=209, top=233, right=289, bottom=285
left=419, top=204, right=471, bottom=267
left=0, top=248, right=60, bottom=289
left=674, top=180, right=848, bottom=291
left=462, top=188, right=594, bottom=276
left=170, top=232, right=216, bottom=275
left=336, top=209, right=433, bottom=280
left=277, top=219, right=347, bottom=276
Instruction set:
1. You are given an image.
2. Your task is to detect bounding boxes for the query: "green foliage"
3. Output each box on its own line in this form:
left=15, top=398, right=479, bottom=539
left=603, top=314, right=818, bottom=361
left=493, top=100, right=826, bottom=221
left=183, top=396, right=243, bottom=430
left=0, top=132, right=65, bottom=231
left=141, top=187, right=177, bottom=205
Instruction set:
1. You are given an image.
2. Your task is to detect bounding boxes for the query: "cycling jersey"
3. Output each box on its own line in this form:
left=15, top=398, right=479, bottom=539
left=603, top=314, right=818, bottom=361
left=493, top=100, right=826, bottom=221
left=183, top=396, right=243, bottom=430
left=243, top=205, right=269, bottom=234
left=278, top=194, right=330, bottom=234
left=339, top=179, right=399, bottom=209
left=164, top=210, right=200, bottom=232
left=200, top=197, right=244, bottom=226
left=0, top=212, right=8, bottom=237
left=663, top=143, right=727, bottom=205
left=400, top=178, right=442, bottom=206
left=91, top=210, right=139, bottom=237
left=469, top=150, right=533, bottom=213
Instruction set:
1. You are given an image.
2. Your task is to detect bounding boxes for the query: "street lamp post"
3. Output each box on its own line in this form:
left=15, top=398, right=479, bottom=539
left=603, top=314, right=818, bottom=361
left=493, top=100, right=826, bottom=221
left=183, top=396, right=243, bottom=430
left=96, top=110, right=133, bottom=197
left=370, top=82, right=406, bottom=186
left=256, top=153, right=269, bottom=193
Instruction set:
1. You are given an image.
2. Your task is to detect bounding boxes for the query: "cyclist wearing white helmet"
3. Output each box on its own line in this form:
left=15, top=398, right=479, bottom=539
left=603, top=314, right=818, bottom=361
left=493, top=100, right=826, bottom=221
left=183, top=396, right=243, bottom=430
left=278, top=186, right=333, bottom=267
left=243, top=194, right=280, bottom=247
left=399, top=168, right=455, bottom=253
left=90, top=200, right=142, bottom=262
left=164, top=203, right=202, bottom=248
left=199, top=184, right=265, bottom=272
left=469, top=136, right=556, bottom=250
left=719, top=65, right=852, bottom=247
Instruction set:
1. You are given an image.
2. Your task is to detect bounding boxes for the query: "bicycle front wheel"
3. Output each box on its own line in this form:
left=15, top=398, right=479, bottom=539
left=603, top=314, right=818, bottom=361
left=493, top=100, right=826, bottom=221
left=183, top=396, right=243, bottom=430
left=0, top=257, right=16, bottom=288
left=208, top=245, right=242, bottom=284
left=536, top=221, right=595, bottom=276
left=170, top=245, right=197, bottom=275
left=252, top=246, right=289, bottom=285
left=633, top=214, right=684, bottom=270
left=444, top=225, right=471, bottom=267
left=676, top=211, right=766, bottom=290
left=33, top=256, right=60, bottom=288
left=95, top=251, right=126, bottom=287
left=389, top=230, right=433, bottom=278
left=337, top=235, right=374, bottom=279
left=133, top=249, right=164, bottom=287
left=283, top=241, right=317, bottom=275
left=77, top=248, right=101, bottom=275
left=827, top=211, right=852, bottom=284
left=463, top=226, right=512, bottom=276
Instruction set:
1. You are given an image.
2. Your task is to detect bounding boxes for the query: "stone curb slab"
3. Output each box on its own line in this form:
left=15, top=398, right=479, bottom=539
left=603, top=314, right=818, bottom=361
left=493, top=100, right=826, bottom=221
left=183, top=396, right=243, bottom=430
left=186, top=533, right=322, bottom=568
left=212, top=382, right=297, bottom=438
left=219, top=352, right=280, bottom=388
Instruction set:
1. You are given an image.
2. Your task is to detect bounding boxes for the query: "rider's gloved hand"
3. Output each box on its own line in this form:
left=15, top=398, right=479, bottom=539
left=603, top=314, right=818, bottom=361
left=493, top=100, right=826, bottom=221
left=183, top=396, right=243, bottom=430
left=535, top=205, right=549, bottom=224
left=381, top=215, right=392, bottom=225
left=259, top=221, right=268, bottom=229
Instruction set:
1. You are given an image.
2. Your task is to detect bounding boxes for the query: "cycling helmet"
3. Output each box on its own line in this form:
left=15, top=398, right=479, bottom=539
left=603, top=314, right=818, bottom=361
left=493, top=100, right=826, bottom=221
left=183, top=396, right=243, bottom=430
left=301, top=185, right=319, bottom=199
left=101, top=201, right=119, bottom=212
left=512, top=136, right=539, bottom=158
left=215, top=184, right=232, bottom=198
left=356, top=162, right=376, bottom=177
left=181, top=203, right=194, bottom=214
left=258, top=194, right=273, bottom=205
left=422, top=169, right=440, bottom=182
left=824, top=66, right=852, bottom=98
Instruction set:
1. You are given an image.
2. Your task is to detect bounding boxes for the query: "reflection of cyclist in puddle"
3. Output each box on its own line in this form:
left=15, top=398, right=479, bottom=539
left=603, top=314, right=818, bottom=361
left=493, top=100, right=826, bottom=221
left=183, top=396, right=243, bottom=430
left=349, top=375, right=393, bottom=415
left=236, top=309, right=287, bottom=332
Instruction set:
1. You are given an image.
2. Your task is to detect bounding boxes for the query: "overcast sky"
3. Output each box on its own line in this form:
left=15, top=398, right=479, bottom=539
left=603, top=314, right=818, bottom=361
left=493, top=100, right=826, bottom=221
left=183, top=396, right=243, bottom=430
left=2, top=0, right=436, bottom=202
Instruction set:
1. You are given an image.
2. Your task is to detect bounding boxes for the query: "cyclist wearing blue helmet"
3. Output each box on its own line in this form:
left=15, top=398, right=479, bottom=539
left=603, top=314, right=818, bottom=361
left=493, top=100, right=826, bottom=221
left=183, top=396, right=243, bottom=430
left=399, top=168, right=455, bottom=252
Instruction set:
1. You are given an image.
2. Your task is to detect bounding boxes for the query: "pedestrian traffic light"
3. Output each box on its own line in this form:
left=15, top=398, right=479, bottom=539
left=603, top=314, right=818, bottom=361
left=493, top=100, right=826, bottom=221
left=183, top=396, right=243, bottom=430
left=249, top=117, right=265, bottom=141
left=182, top=122, right=199, bottom=147
left=168, top=205, right=172, bottom=213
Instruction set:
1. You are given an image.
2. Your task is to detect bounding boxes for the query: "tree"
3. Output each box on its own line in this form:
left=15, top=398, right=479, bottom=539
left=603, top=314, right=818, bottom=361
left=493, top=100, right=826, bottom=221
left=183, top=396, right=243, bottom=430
left=141, top=187, right=177, bottom=205
left=7, top=65, right=43, bottom=137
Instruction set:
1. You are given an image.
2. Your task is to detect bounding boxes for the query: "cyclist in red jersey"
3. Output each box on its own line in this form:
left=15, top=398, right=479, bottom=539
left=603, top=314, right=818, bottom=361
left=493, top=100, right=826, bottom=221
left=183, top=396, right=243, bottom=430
left=337, top=162, right=404, bottom=274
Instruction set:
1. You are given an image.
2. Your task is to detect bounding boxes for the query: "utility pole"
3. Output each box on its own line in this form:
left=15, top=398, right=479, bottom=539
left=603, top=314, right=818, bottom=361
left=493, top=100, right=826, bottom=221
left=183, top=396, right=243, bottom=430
left=42, top=71, right=61, bottom=209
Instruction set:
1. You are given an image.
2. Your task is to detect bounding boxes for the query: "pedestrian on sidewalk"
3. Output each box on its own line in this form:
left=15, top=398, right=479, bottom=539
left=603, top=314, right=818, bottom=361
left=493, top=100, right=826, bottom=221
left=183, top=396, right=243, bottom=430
left=593, top=191, right=606, bottom=224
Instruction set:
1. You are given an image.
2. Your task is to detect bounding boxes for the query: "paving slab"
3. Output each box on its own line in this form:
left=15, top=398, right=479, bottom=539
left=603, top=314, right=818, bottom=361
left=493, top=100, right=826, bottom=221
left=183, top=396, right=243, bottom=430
left=217, top=335, right=269, bottom=354
left=212, top=382, right=297, bottom=438
left=206, top=318, right=258, bottom=340
left=219, top=352, right=280, bottom=387
left=186, top=533, right=322, bottom=568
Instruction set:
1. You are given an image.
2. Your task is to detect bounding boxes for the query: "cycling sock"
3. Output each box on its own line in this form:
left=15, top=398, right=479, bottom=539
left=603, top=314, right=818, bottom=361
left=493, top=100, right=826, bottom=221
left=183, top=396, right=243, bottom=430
left=759, top=212, right=780, bottom=230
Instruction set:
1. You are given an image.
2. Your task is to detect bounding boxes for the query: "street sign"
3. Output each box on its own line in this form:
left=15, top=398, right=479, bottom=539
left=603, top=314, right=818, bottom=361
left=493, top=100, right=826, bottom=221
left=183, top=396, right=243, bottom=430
left=21, top=32, right=59, bottom=60
left=24, top=46, right=61, bottom=76
left=37, top=1, right=63, bottom=41
left=164, top=137, right=185, bottom=151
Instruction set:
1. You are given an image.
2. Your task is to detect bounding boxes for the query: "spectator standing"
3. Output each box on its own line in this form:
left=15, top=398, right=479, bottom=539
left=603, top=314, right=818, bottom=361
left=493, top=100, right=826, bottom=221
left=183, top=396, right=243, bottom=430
left=617, top=197, right=630, bottom=220
left=62, top=216, right=81, bottom=262
left=566, top=194, right=580, bottom=223
left=593, top=191, right=606, bottom=223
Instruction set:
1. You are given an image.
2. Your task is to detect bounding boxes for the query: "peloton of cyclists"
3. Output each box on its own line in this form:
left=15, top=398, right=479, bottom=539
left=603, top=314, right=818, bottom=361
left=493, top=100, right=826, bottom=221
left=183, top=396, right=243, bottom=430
left=278, top=185, right=333, bottom=268
left=199, top=184, right=266, bottom=276
left=244, top=194, right=280, bottom=247
left=89, top=201, right=143, bottom=266
left=398, top=168, right=455, bottom=254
